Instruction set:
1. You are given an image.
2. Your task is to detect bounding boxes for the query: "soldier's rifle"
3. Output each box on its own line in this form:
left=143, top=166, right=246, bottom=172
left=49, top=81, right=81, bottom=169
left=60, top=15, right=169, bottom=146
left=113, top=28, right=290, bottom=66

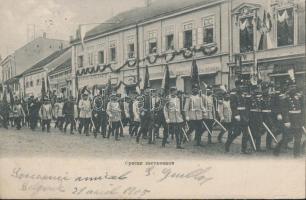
left=247, top=126, right=257, bottom=151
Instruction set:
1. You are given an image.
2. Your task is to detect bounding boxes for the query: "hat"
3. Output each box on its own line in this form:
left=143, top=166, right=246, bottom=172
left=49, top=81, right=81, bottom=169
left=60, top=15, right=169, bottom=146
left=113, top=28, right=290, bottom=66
left=43, top=96, right=50, bottom=102
left=170, top=87, right=177, bottom=91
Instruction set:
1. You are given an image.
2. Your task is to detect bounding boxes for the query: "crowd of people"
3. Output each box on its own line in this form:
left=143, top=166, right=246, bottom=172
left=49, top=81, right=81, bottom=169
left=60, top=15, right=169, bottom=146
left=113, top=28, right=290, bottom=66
left=0, top=77, right=305, bottom=157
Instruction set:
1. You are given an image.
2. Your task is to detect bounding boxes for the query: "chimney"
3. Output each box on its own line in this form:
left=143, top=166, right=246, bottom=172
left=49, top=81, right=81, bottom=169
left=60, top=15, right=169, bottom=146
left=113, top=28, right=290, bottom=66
left=145, top=0, right=152, bottom=7
left=43, top=32, right=47, bottom=38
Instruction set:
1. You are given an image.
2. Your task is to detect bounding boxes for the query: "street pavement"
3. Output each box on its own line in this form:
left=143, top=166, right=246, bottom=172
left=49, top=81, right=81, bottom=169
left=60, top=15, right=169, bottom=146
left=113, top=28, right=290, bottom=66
left=0, top=125, right=299, bottom=159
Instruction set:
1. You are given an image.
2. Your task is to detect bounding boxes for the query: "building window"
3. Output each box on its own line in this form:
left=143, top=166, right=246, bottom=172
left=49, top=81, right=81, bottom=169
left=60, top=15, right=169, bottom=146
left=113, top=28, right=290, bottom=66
left=98, top=51, right=104, bottom=64
left=36, top=79, right=40, bottom=86
left=77, top=55, right=84, bottom=68
left=128, top=43, right=135, bottom=58
left=239, top=17, right=254, bottom=53
left=277, top=8, right=294, bottom=47
left=26, top=82, right=29, bottom=88
left=184, top=30, right=193, bottom=48
left=166, top=34, right=174, bottom=50
left=30, top=81, right=33, bottom=87
left=88, top=52, right=94, bottom=65
left=148, top=31, right=157, bottom=54
left=203, top=16, right=215, bottom=44
left=110, top=42, right=117, bottom=62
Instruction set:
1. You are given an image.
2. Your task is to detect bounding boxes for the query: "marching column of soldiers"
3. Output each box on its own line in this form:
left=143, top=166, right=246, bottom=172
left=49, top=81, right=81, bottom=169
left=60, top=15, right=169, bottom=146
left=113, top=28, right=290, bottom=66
left=0, top=77, right=305, bottom=158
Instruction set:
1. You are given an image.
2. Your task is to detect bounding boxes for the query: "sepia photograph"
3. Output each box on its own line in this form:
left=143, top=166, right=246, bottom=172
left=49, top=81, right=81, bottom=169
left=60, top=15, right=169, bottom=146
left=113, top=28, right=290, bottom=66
left=0, top=0, right=305, bottom=199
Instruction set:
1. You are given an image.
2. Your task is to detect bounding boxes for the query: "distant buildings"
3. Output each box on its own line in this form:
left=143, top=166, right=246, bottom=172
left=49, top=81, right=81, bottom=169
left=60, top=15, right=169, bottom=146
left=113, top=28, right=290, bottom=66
left=0, top=33, right=68, bottom=96
left=70, top=0, right=305, bottom=96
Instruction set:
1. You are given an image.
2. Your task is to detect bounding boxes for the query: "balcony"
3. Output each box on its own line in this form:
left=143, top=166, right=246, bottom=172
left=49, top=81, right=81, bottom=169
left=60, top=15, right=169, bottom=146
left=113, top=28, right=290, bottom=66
left=237, top=44, right=305, bottom=63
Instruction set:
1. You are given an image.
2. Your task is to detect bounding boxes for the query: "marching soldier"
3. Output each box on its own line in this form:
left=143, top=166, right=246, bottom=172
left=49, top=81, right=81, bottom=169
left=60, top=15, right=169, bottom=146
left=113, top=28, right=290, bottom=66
left=248, top=85, right=264, bottom=151
left=261, top=82, right=275, bottom=150
left=225, top=79, right=252, bottom=154
left=92, top=94, right=104, bottom=137
left=163, top=87, right=184, bottom=149
left=78, top=92, right=92, bottom=136
left=13, top=99, right=25, bottom=130
left=136, top=89, right=154, bottom=143
left=39, top=96, right=53, bottom=133
left=28, top=96, right=39, bottom=131
left=274, top=80, right=305, bottom=157
left=131, top=95, right=142, bottom=137
left=63, top=96, right=76, bottom=134
left=54, top=97, right=64, bottom=131
left=217, top=92, right=232, bottom=143
left=106, top=92, right=122, bottom=141
left=184, top=87, right=205, bottom=146
left=202, top=85, right=215, bottom=144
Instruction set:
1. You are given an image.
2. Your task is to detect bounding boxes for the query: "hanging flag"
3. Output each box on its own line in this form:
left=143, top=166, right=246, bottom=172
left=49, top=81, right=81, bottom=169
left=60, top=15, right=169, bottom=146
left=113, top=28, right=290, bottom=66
left=190, top=59, right=200, bottom=90
left=106, top=77, right=113, bottom=96
left=143, top=65, right=150, bottom=90
left=41, top=78, right=46, bottom=97
left=136, top=85, right=141, bottom=95
left=161, top=64, right=170, bottom=96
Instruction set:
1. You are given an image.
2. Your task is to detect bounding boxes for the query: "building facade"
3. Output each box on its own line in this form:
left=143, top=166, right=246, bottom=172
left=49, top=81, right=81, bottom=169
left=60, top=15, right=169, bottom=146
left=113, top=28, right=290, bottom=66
left=48, top=58, right=72, bottom=98
left=21, top=47, right=71, bottom=97
left=0, top=34, right=68, bottom=97
left=69, top=0, right=305, bottom=96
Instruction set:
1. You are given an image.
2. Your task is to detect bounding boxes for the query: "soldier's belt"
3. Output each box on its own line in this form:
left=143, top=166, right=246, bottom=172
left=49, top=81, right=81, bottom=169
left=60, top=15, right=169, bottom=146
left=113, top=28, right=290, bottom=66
left=250, top=109, right=261, bottom=112
left=237, top=107, right=246, bottom=110
left=262, top=110, right=271, bottom=113
left=289, top=110, right=301, bottom=114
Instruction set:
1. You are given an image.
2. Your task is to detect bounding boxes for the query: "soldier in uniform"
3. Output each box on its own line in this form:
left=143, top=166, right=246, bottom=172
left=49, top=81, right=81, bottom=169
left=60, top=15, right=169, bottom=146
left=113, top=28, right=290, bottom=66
left=13, top=99, right=25, bottom=130
left=274, top=80, right=305, bottom=157
left=153, top=92, right=165, bottom=139
left=225, top=79, right=252, bottom=154
left=131, top=95, right=142, bottom=137
left=106, top=92, right=121, bottom=140
left=78, top=92, right=92, bottom=136
left=248, top=84, right=264, bottom=151
left=92, top=94, right=104, bottom=137
left=261, top=82, right=275, bottom=150
left=39, top=96, right=53, bottom=133
left=217, top=92, right=232, bottom=143
left=184, top=87, right=205, bottom=146
left=63, top=96, right=76, bottom=134
left=136, top=89, right=154, bottom=143
left=163, top=87, right=184, bottom=149
left=202, top=85, right=215, bottom=144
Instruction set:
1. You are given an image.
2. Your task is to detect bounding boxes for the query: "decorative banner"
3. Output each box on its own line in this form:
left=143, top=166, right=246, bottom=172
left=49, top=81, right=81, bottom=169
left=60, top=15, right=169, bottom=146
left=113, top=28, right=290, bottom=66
left=76, top=45, right=219, bottom=77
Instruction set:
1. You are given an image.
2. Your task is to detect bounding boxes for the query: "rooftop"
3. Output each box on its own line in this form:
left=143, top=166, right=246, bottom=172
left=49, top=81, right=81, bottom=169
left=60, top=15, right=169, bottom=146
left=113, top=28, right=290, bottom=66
left=49, top=58, right=71, bottom=75
left=83, top=0, right=221, bottom=41
left=22, top=47, right=71, bottom=76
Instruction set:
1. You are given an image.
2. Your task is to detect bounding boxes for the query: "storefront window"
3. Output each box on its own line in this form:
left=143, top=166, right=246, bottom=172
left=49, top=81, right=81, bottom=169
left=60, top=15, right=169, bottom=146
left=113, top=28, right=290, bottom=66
left=240, top=17, right=254, bottom=53
left=277, top=8, right=294, bottom=47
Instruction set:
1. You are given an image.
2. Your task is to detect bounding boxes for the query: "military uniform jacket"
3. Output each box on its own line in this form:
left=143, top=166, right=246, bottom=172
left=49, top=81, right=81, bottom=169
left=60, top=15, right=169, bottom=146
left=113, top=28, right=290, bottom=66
left=164, top=96, right=184, bottom=123
left=132, top=100, right=141, bottom=122
left=53, top=102, right=64, bottom=118
left=230, top=91, right=251, bottom=124
left=286, top=92, right=305, bottom=128
left=184, top=95, right=205, bottom=120
left=106, top=101, right=121, bottom=122
left=39, top=104, right=53, bottom=120
left=202, top=95, right=215, bottom=120
left=78, top=99, right=92, bottom=118
left=13, top=104, right=25, bottom=117
left=218, top=100, right=232, bottom=123
left=63, top=101, right=74, bottom=116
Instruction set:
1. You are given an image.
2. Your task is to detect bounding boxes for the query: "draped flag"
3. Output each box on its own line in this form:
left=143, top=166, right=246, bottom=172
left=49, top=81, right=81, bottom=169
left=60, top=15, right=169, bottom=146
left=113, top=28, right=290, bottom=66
left=143, top=65, right=150, bottom=90
left=161, top=64, right=170, bottom=96
left=258, top=10, right=273, bottom=50
left=288, top=68, right=295, bottom=81
left=191, top=59, right=200, bottom=90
